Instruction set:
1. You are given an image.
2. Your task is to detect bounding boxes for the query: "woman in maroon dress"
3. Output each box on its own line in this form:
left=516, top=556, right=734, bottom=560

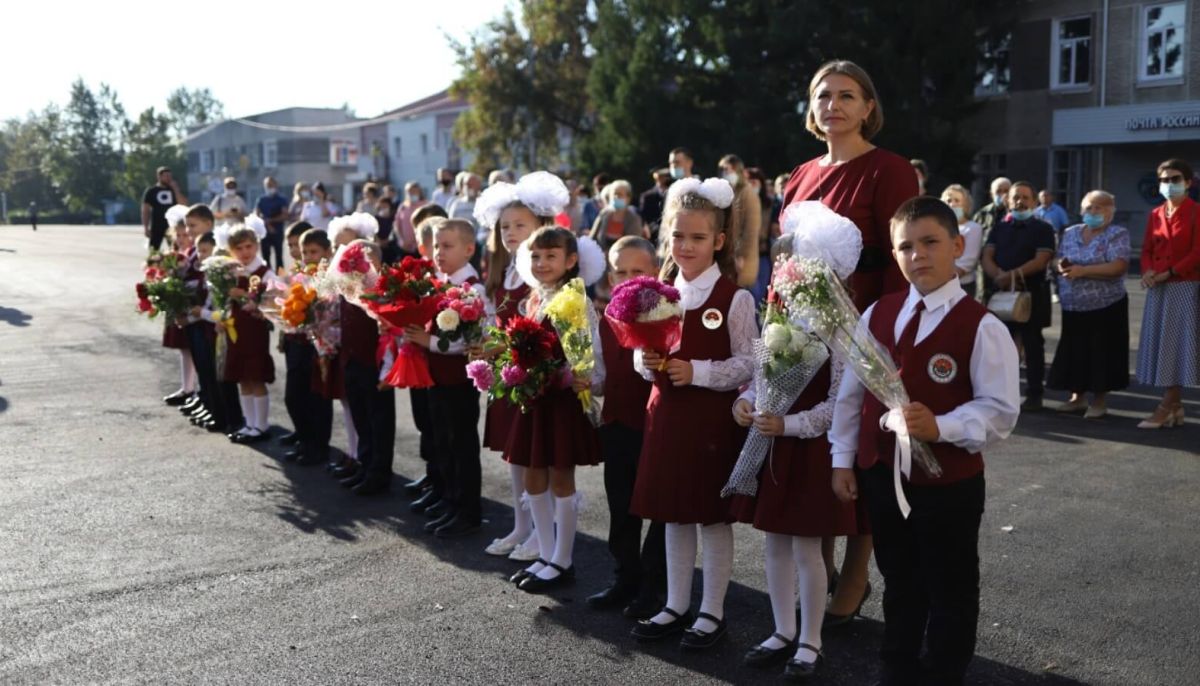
left=780, top=59, right=919, bottom=626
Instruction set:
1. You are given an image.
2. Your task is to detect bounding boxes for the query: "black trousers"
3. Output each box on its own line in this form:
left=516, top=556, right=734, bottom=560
left=429, top=383, right=481, bottom=521
left=600, top=423, right=667, bottom=595
left=184, top=323, right=227, bottom=429
left=149, top=226, right=166, bottom=252
left=283, top=338, right=332, bottom=459
left=861, top=463, right=985, bottom=686
left=343, top=359, right=396, bottom=480
left=260, top=229, right=285, bottom=271
left=409, top=388, right=442, bottom=493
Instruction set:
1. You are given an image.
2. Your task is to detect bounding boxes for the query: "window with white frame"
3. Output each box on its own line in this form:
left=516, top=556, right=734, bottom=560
left=1052, top=16, right=1091, bottom=88
left=200, top=149, right=214, bottom=172
left=263, top=140, right=278, bottom=168
left=1141, top=3, right=1186, bottom=82
left=975, top=30, right=1011, bottom=97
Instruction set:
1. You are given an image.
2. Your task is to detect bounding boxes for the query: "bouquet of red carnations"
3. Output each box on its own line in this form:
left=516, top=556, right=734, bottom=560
left=361, top=256, right=446, bottom=388
left=603, top=276, right=684, bottom=367
left=466, top=315, right=567, bottom=413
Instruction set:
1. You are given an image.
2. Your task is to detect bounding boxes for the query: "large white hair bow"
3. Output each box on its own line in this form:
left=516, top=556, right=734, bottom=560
left=473, top=181, right=518, bottom=229
left=779, top=201, right=863, bottom=280
left=665, top=177, right=735, bottom=209
left=515, top=235, right=607, bottom=289
left=164, top=204, right=190, bottom=229
left=514, top=171, right=570, bottom=218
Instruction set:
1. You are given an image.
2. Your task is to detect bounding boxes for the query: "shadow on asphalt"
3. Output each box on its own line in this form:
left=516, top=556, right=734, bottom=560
left=0, top=306, right=33, bottom=327
left=236, top=431, right=1089, bottom=685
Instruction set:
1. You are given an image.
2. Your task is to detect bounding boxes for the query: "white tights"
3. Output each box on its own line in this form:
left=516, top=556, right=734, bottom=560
left=651, top=522, right=734, bottom=634
left=761, top=533, right=825, bottom=660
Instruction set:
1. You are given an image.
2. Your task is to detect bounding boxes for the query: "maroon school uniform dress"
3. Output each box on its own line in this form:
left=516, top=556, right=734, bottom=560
left=482, top=279, right=530, bottom=452
left=223, top=263, right=275, bottom=384
left=162, top=321, right=189, bottom=349
left=859, top=293, right=988, bottom=484
left=730, top=361, right=860, bottom=536
left=631, top=276, right=748, bottom=525
left=599, top=317, right=652, bottom=432
left=504, top=317, right=601, bottom=469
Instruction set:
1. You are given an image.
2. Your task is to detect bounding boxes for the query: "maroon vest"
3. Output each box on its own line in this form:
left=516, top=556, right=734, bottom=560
left=492, top=281, right=530, bottom=326
left=340, top=296, right=379, bottom=368
left=427, top=276, right=480, bottom=386
left=183, top=247, right=208, bottom=305
left=600, top=316, right=652, bottom=431
left=858, top=292, right=987, bottom=485
left=650, top=276, right=739, bottom=399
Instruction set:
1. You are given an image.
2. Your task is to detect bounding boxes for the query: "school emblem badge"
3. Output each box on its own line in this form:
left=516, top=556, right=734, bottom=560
left=927, top=354, right=957, bottom=384
left=701, top=307, right=724, bottom=330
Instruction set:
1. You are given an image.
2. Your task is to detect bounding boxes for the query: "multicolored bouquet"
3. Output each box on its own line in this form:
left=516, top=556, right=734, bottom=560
left=544, top=277, right=601, bottom=426
left=466, top=315, right=566, bottom=412
left=136, top=252, right=192, bottom=320
left=721, top=299, right=831, bottom=497
left=432, top=284, right=486, bottom=352
left=325, top=241, right=378, bottom=302
left=603, top=276, right=684, bottom=368
left=361, top=256, right=446, bottom=389
left=200, top=255, right=241, bottom=314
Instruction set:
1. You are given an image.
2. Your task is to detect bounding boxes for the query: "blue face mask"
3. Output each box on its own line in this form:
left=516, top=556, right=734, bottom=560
left=611, top=198, right=627, bottom=211
left=951, top=206, right=965, bottom=221
left=994, top=194, right=1006, bottom=206
left=1010, top=209, right=1034, bottom=222
left=1161, top=181, right=1187, bottom=201
left=1081, top=212, right=1106, bottom=229
left=670, top=167, right=685, bottom=180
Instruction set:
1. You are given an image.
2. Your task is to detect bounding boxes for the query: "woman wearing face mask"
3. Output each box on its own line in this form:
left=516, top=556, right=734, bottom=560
left=717, top=154, right=762, bottom=290
left=393, top=181, right=429, bottom=257
left=210, top=177, right=248, bottom=223
left=589, top=179, right=646, bottom=253
left=289, top=183, right=309, bottom=223
left=1135, top=158, right=1200, bottom=429
left=299, top=181, right=334, bottom=230
left=1047, top=190, right=1130, bottom=419
left=941, top=184, right=984, bottom=298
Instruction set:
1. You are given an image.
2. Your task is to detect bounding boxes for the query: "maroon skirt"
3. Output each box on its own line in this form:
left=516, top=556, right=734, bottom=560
left=504, top=385, right=601, bottom=469
left=162, top=321, right=189, bottom=350
left=631, top=380, right=746, bottom=525
left=483, top=400, right=520, bottom=453
left=222, top=310, right=275, bottom=384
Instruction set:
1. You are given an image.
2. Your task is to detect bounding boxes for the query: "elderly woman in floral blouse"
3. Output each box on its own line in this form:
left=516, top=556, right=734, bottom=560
left=1048, top=191, right=1130, bottom=418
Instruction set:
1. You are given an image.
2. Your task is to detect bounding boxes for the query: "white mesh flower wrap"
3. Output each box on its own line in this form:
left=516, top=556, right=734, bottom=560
left=164, top=204, right=189, bottom=228
left=514, top=234, right=607, bottom=289
left=514, top=171, right=570, bottom=219
left=473, top=181, right=518, bottom=229
left=666, top=177, right=735, bottom=210
left=780, top=201, right=863, bottom=280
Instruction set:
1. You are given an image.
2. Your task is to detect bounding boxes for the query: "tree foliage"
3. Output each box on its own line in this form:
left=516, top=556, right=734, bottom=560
left=166, top=87, right=226, bottom=140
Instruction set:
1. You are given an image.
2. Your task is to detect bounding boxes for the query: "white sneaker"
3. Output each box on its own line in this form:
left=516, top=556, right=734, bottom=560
left=508, top=537, right=541, bottom=562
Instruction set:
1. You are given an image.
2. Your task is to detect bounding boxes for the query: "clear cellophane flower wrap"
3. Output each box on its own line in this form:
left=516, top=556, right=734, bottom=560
left=721, top=302, right=830, bottom=497
left=774, top=255, right=943, bottom=479
left=544, top=277, right=602, bottom=427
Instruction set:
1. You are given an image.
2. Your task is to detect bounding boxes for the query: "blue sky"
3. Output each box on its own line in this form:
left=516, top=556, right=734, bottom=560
left=0, top=0, right=513, bottom=122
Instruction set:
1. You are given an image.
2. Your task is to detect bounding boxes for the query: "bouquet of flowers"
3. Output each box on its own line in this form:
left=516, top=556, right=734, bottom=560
left=773, top=254, right=943, bottom=486
left=136, top=252, right=192, bottom=320
left=201, top=255, right=241, bottom=314
left=325, top=241, right=378, bottom=302
left=544, top=277, right=601, bottom=426
left=361, top=256, right=446, bottom=389
left=432, top=284, right=486, bottom=352
left=466, top=315, right=566, bottom=413
left=721, top=300, right=831, bottom=497
left=603, top=276, right=684, bottom=369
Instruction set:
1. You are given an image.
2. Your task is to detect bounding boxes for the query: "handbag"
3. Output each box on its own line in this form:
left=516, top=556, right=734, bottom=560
left=987, top=269, right=1032, bottom=323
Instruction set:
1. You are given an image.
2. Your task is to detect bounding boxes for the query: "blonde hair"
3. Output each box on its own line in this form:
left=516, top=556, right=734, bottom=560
left=484, top=203, right=554, bottom=297
left=601, top=180, right=633, bottom=205
left=941, top=184, right=974, bottom=216
left=227, top=225, right=260, bottom=247
left=417, top=216, right=448, bottom=249
left=659, top=190, right=742, bottom=282
left=805, top=60, right=884, bottom=141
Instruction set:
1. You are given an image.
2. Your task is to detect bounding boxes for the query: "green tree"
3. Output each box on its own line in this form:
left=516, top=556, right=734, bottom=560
left=166, top=87, right=225, bottom=141
left=45, top=79, right=126, bottom=214
left=119, top=107, right=186, bottom=203
left=449, top=0, right=592, bottom=173
left=0, top=107, right=64, bottom=211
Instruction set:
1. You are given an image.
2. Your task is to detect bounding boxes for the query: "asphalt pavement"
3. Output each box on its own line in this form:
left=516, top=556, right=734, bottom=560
left=0, top=225, right=1196, bottom=685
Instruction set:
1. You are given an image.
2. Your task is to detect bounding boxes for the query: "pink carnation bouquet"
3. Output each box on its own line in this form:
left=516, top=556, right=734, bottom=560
left=603, top=276, right=684, bottom=368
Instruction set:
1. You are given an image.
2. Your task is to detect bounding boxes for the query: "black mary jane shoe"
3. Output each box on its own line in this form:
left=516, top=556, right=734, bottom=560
left=743, top=632, right=799, bottom=668
left=679, top=612, right=727, bottom=651
left=509, top=559, right=548, bottom=585
left=824, top=582, right=871, bottom=629
left=631, top=607, right=694, bottom=643
left=517, top=562, right=575, bottom=594
left=783, top=643, right=824, bottom=682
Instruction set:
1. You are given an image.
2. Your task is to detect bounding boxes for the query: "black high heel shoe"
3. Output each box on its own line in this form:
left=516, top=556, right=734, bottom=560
left=823, top=581, right=871, bottom=628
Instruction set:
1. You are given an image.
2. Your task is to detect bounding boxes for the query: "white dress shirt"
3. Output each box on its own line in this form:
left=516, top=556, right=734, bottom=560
left=633, top=262, right=756, bottom=391
left=829, top=277, right=1020, bottom=469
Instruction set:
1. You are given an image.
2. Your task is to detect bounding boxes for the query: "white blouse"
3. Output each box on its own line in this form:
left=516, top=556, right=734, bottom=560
left=737, top=351, right=845, bottom=438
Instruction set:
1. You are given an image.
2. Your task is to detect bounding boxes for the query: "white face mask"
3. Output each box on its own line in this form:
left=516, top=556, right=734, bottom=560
left=301, top=191, right=312, bottom=200
left=723, top=172, right=740, bottom=186
left=265, top=187, right=277, bottom=196
left=225, top=188, right=236, bottom=196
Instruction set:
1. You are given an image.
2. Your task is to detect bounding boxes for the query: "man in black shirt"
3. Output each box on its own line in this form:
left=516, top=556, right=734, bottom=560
left=638, top=168, right=672, bottom=243
left=982, top=181, right=1055, bottom=410
left=142, top=167, right=187, bottom=251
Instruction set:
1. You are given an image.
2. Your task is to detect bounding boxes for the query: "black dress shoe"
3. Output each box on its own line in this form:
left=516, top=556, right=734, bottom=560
left=340, top=471, right=367, bottom=488
left=180, top=396, right=203, bottom=413
left=282, top=449, right=304, bottom=462
left=518, top=562, right=575, bottom=594
left=424, top=509, right=456, bottom=533
left=1021, top=395, right=1045, bottom=412
left=631, top=607, right=694, bottom=642
left=352, top=477, right=390, bottom=496
left=586, top=583, right=639, bottom=610
left=230, top=429, right=267, bottom=445
left=824, top=582, right=871, bottom=629
left=423, top=501, right=449, bottom=520
left=163, top=390, right=193, bottom=406
left=203, top=420, right=228, bottom=433
left=331, top=464, right=360, bottom=479
left=434, top=515, right=481, bottom=539
left=278, top=432, right=300, bottom=446
left=783, top=644, right=824, bottom=682
left=409, top=490, right=440, bottom=514
left=509, top=559, right=548, bottom=584
left=680, top=612, right=727, bottom=651
left=402, top=474, right=430, bottom=497
left=293, top=450, right=324, bottom=466
left=623, top=595, right=662, bottom=621
left=743, top=633, right=799, bottom=668
left=190, top=410, right=212, bottom=425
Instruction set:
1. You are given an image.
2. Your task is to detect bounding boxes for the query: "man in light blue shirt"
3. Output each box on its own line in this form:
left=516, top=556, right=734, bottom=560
left=1034, top=189, right=1070, bottom=236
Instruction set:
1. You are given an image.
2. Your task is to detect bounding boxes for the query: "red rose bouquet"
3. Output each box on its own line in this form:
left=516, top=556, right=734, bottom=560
left=362, top=256, right=446, bottom=388
left=136, top=252, right=192, bottom=320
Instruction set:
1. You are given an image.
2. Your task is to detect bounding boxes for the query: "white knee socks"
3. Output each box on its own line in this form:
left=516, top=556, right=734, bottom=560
left=253, top=395, right=270, bottom=432
left=508, top=465, right=532, bottom=542
left=543, top=494, right=578, bottom=577
left=526, top=490, right=555, bottom=575
left=650, top=523, right=698, bottom=625
left=762, top=532, right=799, bottom=649
left=179, top=350, right=197, bottom=393
left=238, top=394, right=254, bottom=433
left=694, top=523, right=734, bottom=633
left=793, top=536, right=826, bottom=660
